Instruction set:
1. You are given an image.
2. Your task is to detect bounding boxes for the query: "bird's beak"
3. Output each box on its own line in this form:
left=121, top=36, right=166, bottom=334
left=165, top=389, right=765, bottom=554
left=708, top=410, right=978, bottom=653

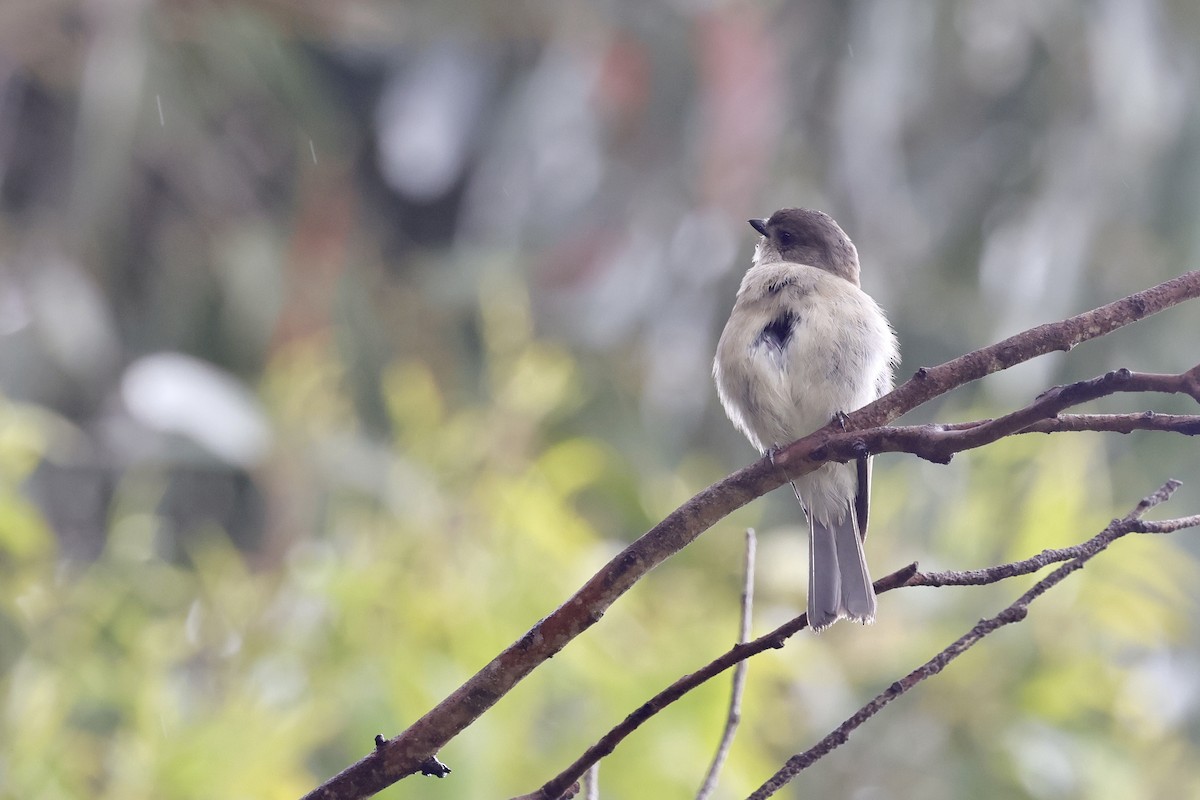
left=748, top=218, right=768, bottom=236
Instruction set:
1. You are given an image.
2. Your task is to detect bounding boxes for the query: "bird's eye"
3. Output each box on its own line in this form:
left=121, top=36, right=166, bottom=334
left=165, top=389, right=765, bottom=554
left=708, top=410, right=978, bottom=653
left=777, top=230, right=793, bottom=246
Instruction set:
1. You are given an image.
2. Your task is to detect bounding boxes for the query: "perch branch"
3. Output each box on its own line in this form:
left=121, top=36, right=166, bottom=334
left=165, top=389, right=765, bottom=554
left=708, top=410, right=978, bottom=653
left=301, top=271, right=1200, bottom=800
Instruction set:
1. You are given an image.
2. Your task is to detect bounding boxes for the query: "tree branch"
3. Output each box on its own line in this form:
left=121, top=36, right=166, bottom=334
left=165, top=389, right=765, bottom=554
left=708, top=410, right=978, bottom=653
left=524, top=482, right=1200, bottom=799
left=834, top=272, right=1200, bottom=433
left=521, top=565, right=916, bottom=800
left=300, top=271, right=1200, bottom=800
left=801, top=364, right=1200, bottom=468
left=746, top=481, right=1200, bottom=799
left=987, top=412, right=1200, bottom=436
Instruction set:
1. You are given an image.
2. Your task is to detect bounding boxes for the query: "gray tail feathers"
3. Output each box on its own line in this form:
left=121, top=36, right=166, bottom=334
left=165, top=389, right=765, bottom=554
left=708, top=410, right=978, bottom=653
left=797, top=487, right=876, bottom=632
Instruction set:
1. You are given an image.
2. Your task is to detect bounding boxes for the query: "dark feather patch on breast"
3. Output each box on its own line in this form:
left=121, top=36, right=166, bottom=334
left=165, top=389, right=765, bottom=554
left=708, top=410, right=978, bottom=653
left=758, top=311, right=797, bottom=352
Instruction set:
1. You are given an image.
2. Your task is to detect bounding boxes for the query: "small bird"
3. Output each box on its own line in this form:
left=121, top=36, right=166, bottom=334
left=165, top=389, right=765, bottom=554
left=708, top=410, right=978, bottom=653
left=713, top=208, right=899, bottom=631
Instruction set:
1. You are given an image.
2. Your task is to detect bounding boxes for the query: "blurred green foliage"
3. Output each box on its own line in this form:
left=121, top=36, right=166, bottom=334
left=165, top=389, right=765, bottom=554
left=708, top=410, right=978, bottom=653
left=2, top=1, right=1200, bottom=798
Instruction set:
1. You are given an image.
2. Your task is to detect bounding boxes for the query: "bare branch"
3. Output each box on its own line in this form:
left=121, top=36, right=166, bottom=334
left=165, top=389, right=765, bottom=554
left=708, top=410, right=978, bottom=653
left=1008, top=412, right=1200, bottom=436
left=801, top=364, right=1200, bottom=469
left=838, top=273, right=1200, bottom=433
left=527, top=564, right=918, bottom=800
left=527, top=481, right=1200, bottom=797
left=745, top=480, right=1196, bottom=799
left=696, top=529, right=757, bottom=800
left=301, top=273, right=1200, bottom=800
left=1135, top=515, right=1200, bottom=534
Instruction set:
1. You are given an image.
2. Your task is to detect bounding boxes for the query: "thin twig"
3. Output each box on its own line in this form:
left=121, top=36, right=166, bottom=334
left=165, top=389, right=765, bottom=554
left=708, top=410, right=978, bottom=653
left=583, top=764, right=599, bottom=800
left=945, top=412, right=1200, bottom=436
left=797, top=365, right=1200, bottom=469
left=1020, top=412, right=1200, bottom=435
left=696, top=529, right=757, bottom=800
left=745, top=481, right=1195, bottom=799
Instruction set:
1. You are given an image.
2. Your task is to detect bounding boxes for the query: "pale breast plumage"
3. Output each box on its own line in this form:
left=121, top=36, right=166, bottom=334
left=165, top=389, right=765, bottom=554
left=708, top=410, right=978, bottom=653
left=716, top=266, right=894, bottom=446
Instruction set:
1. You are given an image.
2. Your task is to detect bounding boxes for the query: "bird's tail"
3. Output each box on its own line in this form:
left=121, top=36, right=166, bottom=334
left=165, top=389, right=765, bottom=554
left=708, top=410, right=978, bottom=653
left=793, top=483, right=876, bottom=631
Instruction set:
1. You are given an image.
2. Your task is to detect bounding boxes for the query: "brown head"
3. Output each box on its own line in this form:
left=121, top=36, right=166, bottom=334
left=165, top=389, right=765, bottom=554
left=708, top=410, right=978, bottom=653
left=749, top=208, right=860, bottom=285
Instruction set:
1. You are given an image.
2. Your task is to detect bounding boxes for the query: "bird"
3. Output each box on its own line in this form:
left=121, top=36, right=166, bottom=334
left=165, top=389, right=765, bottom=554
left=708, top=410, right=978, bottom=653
left=713, top=208, right=898, bottom=631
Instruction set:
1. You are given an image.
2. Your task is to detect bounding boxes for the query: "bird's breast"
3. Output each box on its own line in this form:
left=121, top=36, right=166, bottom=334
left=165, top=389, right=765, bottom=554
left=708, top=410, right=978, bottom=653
left=715, top=262, right=896, bottom=453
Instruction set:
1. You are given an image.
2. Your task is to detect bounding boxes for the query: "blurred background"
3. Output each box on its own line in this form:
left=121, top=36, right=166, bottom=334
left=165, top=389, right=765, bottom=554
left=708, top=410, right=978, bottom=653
left=2, top=1, right=1200, bottom=798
